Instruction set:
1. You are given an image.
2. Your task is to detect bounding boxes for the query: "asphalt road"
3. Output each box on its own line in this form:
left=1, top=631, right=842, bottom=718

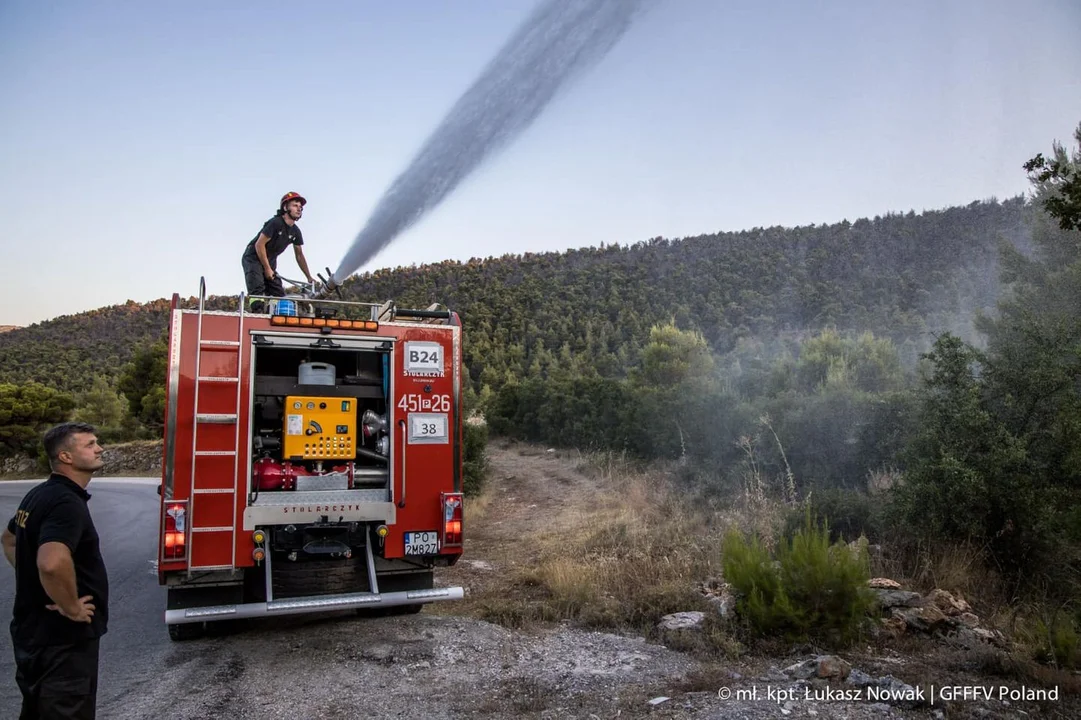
left=0, top=477, right=166, bottom=717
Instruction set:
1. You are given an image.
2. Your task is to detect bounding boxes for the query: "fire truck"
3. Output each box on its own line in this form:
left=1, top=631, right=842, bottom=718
left=155, top=275, right=465, bottom=641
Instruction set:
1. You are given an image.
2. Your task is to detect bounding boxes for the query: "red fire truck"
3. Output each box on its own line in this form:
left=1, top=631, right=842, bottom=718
left=155, top=276, right=465, bottom=640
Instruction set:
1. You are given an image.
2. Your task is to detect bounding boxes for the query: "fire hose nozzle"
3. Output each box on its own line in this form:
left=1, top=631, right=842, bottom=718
left=323, top=267, right=339, bottom=290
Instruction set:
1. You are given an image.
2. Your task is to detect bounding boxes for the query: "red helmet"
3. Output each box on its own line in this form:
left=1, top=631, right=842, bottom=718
left=280, top=191, right=307, bottom=208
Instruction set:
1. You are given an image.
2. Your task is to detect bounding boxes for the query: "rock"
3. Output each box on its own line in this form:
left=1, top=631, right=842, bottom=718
left=1, top=455, right=37, bottom=476
left=957, top=612, right=981, bottom=628
left=846, top=669, right=877, bottom=687
left=657, top=612, right=705, bottom=631
left=893, top=605, right=951, bottom=634
left=784, top=655, right=851, bottom=681
left=869, top=578, right=902, bottom=589
left=955, top=626, right=1008, bottom=648
left=696, top=578, right=735, bottom=618
left=880, top=615, right=908, bottom=638
left=874, top=675, right=926, bottom=709
left=925, top=589, right=972, bottom=616
left=873, top=589, right=924, bottom=609
left=656, top=611, right=706, bottom=644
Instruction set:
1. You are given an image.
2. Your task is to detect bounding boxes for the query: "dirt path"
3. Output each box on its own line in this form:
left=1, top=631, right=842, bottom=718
left=432, top=439, right=604, bottom=611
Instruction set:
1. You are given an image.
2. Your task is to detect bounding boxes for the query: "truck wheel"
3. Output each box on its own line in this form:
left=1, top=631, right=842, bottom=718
left=168, top=622, right=206, bottom=642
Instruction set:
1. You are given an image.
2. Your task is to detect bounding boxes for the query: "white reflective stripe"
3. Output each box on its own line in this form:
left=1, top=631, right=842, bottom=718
left=191, top=526, right=233, bottom=532
left=186, top=564, right=234, bottom=571
left=193, top=488, right=234, bottom=494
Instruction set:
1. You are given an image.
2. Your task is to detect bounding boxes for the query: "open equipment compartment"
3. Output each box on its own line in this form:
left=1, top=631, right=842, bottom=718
left=245, top=329, right=398, bottom=558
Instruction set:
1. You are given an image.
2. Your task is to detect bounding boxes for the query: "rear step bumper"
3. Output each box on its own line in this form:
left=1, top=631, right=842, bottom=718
left=165, top=586, right=464, bottom=624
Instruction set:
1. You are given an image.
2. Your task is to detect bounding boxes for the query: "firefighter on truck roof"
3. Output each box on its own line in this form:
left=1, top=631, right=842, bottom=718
left=242, top=191, right=316, bottom=313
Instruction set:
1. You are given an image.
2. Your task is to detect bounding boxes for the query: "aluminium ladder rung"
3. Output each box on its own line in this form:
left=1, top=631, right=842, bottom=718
left=193, top=488, right=235, bottom=495
left=197, top=376, right=240, bottom=382
left=195, top=450, right=236, bottom=456
left=201, top=340, right=241, bottom=347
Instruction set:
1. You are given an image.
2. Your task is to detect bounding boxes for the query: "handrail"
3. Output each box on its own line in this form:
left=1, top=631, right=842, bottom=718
left=188, top=276, right=206, bottom=576
left=232, top=290, right=245, bottom=568
left=397, top=419, right=407, bottom=508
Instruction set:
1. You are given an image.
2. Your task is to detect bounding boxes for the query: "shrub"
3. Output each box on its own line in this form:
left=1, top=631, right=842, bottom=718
left=1031, top=611, right=1081, bottom=670
left=722, top=507, right=876, bottom=646
left=462, top=421, right=490, bottom=497
left=785, top=488, right=883, bottom=544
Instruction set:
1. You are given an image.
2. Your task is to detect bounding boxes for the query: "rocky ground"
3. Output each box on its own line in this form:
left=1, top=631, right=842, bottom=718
left=1, top=439, right=162, bottom=478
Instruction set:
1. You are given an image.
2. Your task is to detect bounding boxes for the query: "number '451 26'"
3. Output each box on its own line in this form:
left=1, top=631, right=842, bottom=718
left=397, top=393, right=451, bottom=413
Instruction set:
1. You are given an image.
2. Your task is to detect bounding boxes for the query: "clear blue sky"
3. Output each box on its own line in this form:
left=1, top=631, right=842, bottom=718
left=2, top=0, right=1080, bottom=327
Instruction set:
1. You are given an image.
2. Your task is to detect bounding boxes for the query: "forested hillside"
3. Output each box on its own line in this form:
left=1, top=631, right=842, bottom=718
left=3, top=123, right=1079, bottom=670
left=0, top=196, right=1026, bottom=394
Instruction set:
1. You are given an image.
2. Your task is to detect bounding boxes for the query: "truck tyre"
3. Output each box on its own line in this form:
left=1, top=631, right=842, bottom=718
left=272, top=554, right=369, bottom=599
left=168, top=622, right=206, bottom=642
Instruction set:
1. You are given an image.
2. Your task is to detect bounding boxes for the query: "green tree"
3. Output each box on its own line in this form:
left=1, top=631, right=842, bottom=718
left=0, top=382, right=76, bottom=457
left=117, top=337, right=168, bottom=433
left=632, top=322, right=714, bottom=389
left=889, top=335, right=1035, bottom=566
left=73, top=375, right=125, bottom=428
left=1024, top=120, right=1081, bottom=231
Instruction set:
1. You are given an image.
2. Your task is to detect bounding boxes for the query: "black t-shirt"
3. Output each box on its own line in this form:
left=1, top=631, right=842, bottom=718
left=7, top=473, right=109, bottom=647
left=244, top=214, right=303, bottom=268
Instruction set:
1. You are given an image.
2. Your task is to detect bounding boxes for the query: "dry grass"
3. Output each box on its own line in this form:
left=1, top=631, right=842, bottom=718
left=518, top=468, right=723, bottom=630
left=438, top=439, right=768, bottom=656
left=436, top=439, right=1081, bottom=700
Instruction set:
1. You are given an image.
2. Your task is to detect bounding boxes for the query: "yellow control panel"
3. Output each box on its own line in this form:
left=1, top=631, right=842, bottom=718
left=283, top=396, right=356, bottom=460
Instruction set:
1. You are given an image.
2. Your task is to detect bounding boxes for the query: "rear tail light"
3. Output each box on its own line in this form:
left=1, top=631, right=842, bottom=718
left=163, top=501, right=188, bottom=561
left=442, top=492, right=463, bottom=548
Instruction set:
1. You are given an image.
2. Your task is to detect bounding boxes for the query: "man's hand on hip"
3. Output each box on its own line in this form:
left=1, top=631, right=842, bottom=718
left=47, top=594, right=95, bottom=624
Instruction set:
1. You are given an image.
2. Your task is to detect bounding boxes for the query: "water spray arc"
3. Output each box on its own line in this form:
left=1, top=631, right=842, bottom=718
left=328, top=0, right=657, bottom=288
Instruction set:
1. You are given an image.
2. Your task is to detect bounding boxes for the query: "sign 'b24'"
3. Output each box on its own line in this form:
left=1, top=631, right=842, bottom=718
left=404, top=341, right=444, bottom=376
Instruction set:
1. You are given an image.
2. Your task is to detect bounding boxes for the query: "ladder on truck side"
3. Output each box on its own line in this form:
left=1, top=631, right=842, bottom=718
left=187, top=277, right=245, bottom=572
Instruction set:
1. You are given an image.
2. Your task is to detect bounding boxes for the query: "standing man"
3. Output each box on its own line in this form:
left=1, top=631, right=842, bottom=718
left=242, top=191, right=316, bottom=313
left=2, top=422, right=109, bottom=720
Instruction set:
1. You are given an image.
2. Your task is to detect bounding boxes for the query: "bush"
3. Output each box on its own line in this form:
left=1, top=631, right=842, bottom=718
left=785, top=488, right=883, bottom=544
left=1031, top=610, right=1081, bottom=670
left=722, top=507, right=876, bottom=646
left=462, top=421, right=490, bottom=497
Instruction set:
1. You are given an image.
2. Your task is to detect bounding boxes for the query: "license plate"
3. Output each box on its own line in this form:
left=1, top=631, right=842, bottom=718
left=404, top=531, right=439, bottom=555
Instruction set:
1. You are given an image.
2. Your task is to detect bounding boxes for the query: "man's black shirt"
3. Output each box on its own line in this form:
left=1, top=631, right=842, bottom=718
left=243, top=213, right=304, bottom=269
left=8, top=473, right=109, bottom=647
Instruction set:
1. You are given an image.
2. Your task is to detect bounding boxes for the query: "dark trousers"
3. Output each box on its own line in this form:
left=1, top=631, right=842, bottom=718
left=14, top=638, right=100, bottom=720
left=242, top=253, right=284, bottom=313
